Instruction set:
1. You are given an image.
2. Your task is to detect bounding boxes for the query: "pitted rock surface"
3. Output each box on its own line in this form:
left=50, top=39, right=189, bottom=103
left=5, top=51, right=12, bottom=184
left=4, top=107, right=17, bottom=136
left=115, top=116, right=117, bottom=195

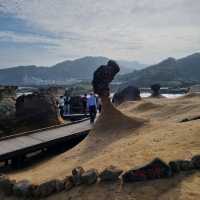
left=16, top=91, right=62, bottom=130
left=92, top=60, right=120, bottom=98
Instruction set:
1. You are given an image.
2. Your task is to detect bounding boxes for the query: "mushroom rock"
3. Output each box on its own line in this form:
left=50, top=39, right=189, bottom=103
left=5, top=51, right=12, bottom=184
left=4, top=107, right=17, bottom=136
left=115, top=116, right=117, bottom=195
left=92, top=60, right=145, bottom=132
left=150, top=84, right=163, bottom=98
left=92, top=60, right=120, bottom=99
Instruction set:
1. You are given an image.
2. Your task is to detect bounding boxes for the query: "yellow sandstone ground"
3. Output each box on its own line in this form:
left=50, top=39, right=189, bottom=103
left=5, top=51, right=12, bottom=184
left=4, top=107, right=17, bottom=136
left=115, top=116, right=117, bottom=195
left=2, top=93, right=200, bottom=200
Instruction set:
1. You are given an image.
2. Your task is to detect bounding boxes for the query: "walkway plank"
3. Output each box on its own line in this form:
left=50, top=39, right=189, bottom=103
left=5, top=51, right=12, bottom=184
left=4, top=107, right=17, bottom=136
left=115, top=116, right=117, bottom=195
left=0, top=120, right=91, bottom=161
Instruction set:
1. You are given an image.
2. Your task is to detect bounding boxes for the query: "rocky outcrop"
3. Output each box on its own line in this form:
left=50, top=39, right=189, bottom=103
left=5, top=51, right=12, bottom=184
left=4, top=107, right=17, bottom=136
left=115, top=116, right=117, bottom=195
left=112, top=86, right=141, bottom=105
left=0, top=86, right=17, bottom=135
left=15, top=91, right=63, bottom=130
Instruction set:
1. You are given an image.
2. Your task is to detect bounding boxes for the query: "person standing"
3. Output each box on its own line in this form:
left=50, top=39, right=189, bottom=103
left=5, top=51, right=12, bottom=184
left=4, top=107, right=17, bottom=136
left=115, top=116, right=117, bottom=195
left=87, top=93, right=97, bottom=123
left=64, top=96, right=71, bottom=115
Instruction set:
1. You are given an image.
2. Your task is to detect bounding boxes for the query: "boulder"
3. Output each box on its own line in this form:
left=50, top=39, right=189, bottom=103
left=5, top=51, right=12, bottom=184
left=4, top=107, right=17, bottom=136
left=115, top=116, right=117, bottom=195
left=81, top=169, right=98, bottom=185
left=192, top=155, right=200, bottom=169
left=92, top=60, right=120, bottom=98
left=16, top=91, right=62, bottom=130
left=72, top=167, right=85, bottom=186
left=99, top=165, right=123, bottom=182
left=0, top=175, right=15, bottom=196
left=12, top=180, right=35, bottom=197
left=123, top=158, right=172, bottom=183
left=34, top=179, right=57, bottom=198
left=112, top=86, right=141, bottom=105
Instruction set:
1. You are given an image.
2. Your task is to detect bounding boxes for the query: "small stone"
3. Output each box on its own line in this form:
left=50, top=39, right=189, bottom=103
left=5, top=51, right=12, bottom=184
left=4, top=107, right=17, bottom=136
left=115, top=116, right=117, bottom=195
left=169, top=160, right=194, bottom=173
left=72, top=166, right=85, bottom=176
left=0, top=175, right=15, bottom=196
left=64, top=176, right=74, bottom=191
left=72, top=167, right=85, bottom=186
left=179, top=160, right=194, bottom=171
left=34, top=179, right=57, bottom=197
left=123, top=158, right=172, bottom=183
left=81, top=169, right=98, bottom=185
left=99, top=166, right=123, bottom=182
left=55, top=179, right=65, bottom=192
left=169, top=161, right=181, bottom=174
left=192, top=155, right=200, bottom=169
left=13, top=180, right=33, bottom=197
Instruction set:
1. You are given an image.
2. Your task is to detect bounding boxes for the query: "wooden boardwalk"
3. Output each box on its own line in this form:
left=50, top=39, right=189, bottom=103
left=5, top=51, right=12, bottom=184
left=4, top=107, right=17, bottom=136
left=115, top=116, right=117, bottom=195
left=0, top=119, right=91, bottom=165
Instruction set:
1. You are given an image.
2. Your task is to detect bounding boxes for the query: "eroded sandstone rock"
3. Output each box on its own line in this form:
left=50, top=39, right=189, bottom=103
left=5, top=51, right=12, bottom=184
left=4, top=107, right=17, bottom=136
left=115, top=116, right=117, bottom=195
left=151, top=84, right=162, bottom=97
left=92, top=60, right=120, bottom=98
left=112, top=86, right=141, bottom=105
left=16, top=91, right=62, bottom=130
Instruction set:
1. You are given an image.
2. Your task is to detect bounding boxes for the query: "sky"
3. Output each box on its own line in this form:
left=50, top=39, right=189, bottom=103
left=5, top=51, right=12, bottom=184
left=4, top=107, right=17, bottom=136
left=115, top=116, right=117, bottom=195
left=0, top=0, right=200, bottom=68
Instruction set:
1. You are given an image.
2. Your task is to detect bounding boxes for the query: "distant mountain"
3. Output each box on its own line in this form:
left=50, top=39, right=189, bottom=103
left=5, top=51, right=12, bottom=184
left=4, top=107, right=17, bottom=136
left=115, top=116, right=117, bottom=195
left=0, top=56, right=145, bottom=85
left=117, top=60, right=146, bottom=73
left=118, top=53, right=200, bottom=87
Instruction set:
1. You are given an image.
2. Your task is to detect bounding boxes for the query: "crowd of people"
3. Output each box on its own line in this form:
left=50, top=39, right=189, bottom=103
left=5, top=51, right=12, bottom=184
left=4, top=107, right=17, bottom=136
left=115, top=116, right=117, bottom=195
left=58, top=92, right=102, bottom=123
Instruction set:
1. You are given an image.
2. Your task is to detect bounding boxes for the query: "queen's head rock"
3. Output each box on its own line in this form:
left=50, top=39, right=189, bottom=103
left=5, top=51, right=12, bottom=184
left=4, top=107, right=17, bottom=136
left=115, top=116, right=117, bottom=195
left=92, top=60, right=120, bottom=99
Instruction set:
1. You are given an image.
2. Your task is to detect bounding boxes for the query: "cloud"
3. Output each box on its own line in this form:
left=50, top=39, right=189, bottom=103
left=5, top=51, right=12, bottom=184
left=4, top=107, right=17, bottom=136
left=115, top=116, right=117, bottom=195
left=0, top=0, right=200, bottom=66
left=0, top=31, right=59, bottom=45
